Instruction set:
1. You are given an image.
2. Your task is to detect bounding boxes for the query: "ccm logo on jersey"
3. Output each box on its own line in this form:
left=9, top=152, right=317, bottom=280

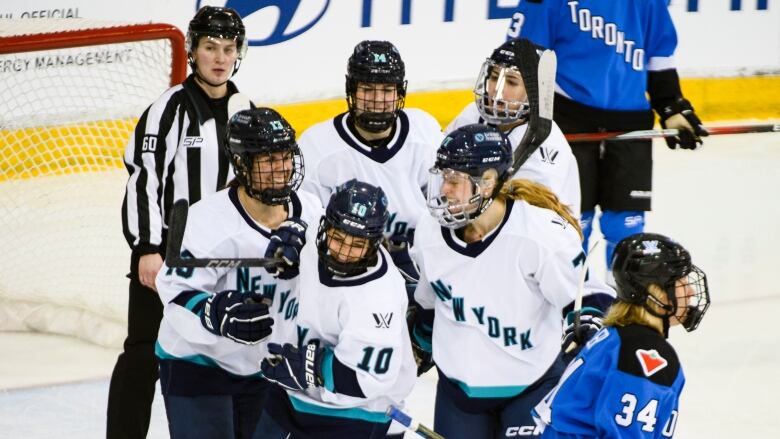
left=636, top=349, right=668, bottom=377
left=505, top=425, right=542, bottom=436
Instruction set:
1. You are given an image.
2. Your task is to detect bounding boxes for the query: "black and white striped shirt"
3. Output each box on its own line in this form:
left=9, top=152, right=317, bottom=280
left=122, top=74, right=237, bottom=255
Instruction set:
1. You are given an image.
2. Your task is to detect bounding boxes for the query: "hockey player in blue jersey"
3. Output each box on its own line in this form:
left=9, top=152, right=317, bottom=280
left=533, top=233, right=711, bottom=438
left=254, top=180, right=416, bottom=439
left=507, top=1, right=708, bottom=283
left=154, top=108, right=322, bottom=439
left=410, top=124, right=614, bottom=438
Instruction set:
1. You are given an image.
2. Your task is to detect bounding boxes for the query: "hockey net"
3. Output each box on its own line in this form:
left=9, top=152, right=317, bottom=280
left=0, top=20, right=186, bottom=347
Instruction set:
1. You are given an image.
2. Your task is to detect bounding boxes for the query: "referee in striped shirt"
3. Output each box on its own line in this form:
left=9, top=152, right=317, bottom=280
left=108, top=7, right=249, bottom=438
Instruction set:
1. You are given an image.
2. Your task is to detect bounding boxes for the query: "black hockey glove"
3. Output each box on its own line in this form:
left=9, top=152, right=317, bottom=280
left=384, top=233, right=420, bottom=301
left=658, top=97, right=708, bottom=150
left=262, top=342, right=324, bottom=391
left=561, top=312, right=603, bottom=362
left=201, top=291, right=274, bottom=345
left=409, top=309, right=435, bottom=376
left=265, top=218, right=308, bottom=280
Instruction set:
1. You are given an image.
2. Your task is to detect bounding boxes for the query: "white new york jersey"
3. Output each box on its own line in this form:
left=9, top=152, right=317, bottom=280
left=155, top=186, right=323, bottom=376
left=272, top=242, right=417, bottom=419
left=299, top=109, right=443, bottom=239
left=412, top=199, right=613, bottom=396
left=447, top=103, right=581, bottom=218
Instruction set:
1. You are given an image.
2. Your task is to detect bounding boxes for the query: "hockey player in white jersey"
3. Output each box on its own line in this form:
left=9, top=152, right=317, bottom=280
left=155, top=108, right=322, bottom=439
left=254, top=180, right=416, bottom=439
left=409, top=124, right=614, bottom=438
left=447, top=38, right=581, bottom=218
left=298, top=40, right=444, bottom=294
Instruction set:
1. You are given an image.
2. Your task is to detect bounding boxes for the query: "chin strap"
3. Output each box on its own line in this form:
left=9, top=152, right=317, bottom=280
left=662, top=317, right=670, bottom=339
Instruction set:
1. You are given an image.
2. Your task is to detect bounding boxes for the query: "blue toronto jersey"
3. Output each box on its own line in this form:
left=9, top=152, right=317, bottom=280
left=533, top=324, right=684, bottom=438
left=507, top=0, right=678, bottom=111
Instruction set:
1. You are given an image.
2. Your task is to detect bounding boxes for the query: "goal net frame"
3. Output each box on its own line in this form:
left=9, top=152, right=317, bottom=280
left=0, top=21, right=187, bottom=347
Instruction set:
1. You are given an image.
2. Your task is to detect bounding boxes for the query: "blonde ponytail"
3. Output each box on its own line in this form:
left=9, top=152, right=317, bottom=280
left=498, top=179, right=583, bottom=240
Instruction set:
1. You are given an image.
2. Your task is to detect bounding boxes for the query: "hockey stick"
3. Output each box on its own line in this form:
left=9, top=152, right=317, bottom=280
left=228, top=92, right=252, bottom=119
left=510, top=48, right=557, bottom=173
left=564, top=123, right=780, bottom=143
left=564, top=239, right=603, bottom=354
left=165, top=199, right=282, bottom=269
left=387, top=406, right=445, bottom=439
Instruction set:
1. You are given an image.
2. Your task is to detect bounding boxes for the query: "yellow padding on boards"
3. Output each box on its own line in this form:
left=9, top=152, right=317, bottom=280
left=2, top=76, right=779, bottom=182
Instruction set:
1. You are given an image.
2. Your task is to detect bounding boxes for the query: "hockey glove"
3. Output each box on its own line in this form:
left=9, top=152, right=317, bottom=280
left=659, top=97, right=708, bottom=150
left=409, top=309, right=435, bottom=376
left=261, top=342, right=324, bottom=391
left=561, top=312, right=603, bottom=362
left=384, top=234, right=420, bottom=301
left=201, top=291, right=274, bottom=345
left=265, top=218, right=308, bottom=280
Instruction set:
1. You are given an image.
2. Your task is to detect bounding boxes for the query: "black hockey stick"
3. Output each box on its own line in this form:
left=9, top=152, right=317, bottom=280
left=165, top=199, right=282, bottom=269
left=510, top=48, right=557, bottom=173
left=564, top=123, right=780, bottom=143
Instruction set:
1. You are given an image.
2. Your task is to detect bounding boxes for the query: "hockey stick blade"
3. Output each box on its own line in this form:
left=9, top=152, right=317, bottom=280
left=387, top=406, right=445, bottom=439
left=165, top=199, right=282, bottom=269
left=228, top=92, right=252, bottom=119
left=565, top=123, right=780, bottom=143
left=511, top=49, right=556, bottom=173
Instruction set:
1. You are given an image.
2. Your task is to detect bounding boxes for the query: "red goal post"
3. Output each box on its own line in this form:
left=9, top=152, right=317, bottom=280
left=0, top=22, right=187, bottom=84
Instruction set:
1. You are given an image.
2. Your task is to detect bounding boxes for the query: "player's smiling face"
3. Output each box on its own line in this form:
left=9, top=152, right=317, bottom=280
left=250, top=151, right=293, bottom=190
left=486, top=66, right=527, bottom=112
left=326, top=228, right=371, bottom=263
left=439, top=168, right=476, bottom=208
left=355, top=82, right=398, bottom=114
left=193, top=36, right=238, bottom=85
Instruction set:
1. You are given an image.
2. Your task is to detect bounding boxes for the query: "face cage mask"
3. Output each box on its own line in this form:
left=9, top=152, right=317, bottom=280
left=426, top=167, right=495, bottom=229
left=316, top=219, right=380, bottom=277
left=644, top=265, right=711, bottom=332
left=347, top=81, right=407, bottom=133
left=474, top=60, right=530, bottom=126
left=238, top=149, right=304, bottom=205
left=187, top=34, right=247, bottom=84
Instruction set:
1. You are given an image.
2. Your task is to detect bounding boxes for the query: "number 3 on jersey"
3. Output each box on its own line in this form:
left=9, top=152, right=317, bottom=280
left=615, top=394, right=678, bottom=437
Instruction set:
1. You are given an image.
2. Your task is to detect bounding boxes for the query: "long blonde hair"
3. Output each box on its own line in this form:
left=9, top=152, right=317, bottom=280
left=497, top=178, right=583, bottom=240
left=602, top=284, right=667, bottom=335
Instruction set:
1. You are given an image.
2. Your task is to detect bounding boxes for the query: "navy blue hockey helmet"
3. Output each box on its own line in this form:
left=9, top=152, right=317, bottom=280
left=427, top=124, right=513, bottom=228
left=316, top=179, right=389, bottom=276
left=187, top=6, right=247, bottom=77
left=225, top=108, right=304, bottom=205
left=345, top=40, right=408, bottom=133
left=612, top=233, right=711, bottom=332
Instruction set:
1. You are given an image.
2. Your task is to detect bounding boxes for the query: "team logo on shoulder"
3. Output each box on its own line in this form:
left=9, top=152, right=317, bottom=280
left=373, top=312, right=393, bottom=329
left=539, top=146, right=559, bottom=164
left=636, top=349, right=668, bottom=377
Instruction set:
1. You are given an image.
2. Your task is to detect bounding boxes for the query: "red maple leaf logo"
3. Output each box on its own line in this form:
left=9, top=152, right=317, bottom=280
left=635, top=349, right=668, bottom=377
